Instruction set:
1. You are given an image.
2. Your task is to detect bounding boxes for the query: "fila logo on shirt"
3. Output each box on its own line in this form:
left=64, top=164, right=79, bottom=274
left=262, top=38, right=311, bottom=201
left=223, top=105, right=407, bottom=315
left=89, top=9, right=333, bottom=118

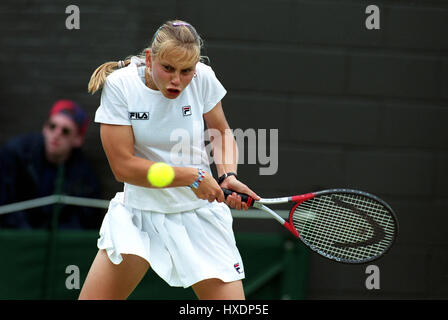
left=129, top=112, right=149, bottom=120
left=182, top=106, right=192, bottom=117
left=234, top=263, right=243, bottom=274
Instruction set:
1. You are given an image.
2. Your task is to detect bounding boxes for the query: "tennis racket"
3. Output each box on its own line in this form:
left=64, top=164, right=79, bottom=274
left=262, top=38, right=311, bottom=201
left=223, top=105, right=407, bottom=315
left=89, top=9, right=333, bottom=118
left=222, top=188, right=398, bottom=264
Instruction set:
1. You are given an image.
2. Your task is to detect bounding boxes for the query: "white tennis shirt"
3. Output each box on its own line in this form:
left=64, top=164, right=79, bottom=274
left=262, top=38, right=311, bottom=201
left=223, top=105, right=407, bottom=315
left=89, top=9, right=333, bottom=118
left=95, top=56, right=227, bottom=213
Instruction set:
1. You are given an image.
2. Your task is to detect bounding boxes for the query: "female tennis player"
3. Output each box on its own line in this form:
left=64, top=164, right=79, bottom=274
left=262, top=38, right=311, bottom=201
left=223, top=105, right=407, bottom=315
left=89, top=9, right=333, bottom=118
left=78, top=20, right=260, bottom=300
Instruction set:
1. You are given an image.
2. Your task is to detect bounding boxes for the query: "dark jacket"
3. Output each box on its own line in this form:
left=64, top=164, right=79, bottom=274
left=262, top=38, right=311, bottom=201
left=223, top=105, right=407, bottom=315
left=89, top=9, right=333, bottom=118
left=0, top=133, right=103, bottom=229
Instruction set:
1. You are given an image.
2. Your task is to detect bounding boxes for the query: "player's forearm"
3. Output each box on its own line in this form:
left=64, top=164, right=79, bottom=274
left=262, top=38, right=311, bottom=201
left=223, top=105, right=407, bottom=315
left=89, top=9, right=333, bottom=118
left=211, top=128, right=239, bottom=176
left=111, top=156, right=197, bottom=188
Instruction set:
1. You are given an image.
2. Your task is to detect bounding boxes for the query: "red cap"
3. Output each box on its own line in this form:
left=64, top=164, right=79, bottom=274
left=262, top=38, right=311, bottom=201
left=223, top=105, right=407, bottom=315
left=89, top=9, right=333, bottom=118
left=49, top=100, right=89, bottom=135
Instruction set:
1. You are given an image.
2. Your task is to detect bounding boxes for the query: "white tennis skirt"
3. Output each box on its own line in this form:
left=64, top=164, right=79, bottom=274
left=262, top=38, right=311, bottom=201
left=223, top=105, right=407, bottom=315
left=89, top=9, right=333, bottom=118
left=97, top=192, right=245, bottom=288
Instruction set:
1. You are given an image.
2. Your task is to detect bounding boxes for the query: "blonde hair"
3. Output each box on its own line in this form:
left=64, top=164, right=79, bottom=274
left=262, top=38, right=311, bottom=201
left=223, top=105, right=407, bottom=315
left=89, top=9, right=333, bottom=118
left=88, top=20, right=203, bottom=94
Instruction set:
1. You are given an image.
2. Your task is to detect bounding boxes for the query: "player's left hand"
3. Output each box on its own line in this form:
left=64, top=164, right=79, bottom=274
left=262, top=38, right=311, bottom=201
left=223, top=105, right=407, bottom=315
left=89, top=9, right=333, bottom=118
left=219, top=176, right=260, bottom=211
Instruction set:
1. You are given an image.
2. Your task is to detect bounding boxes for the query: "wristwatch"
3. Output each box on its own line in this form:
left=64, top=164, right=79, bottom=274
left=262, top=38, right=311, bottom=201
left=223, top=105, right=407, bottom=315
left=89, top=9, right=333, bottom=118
left=217, top=172, right=238, bottom=185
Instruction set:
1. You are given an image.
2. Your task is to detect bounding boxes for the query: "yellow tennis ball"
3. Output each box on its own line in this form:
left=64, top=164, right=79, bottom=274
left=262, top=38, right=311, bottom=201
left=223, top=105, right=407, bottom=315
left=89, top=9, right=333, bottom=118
left=147, top=162, right=175, bottom=187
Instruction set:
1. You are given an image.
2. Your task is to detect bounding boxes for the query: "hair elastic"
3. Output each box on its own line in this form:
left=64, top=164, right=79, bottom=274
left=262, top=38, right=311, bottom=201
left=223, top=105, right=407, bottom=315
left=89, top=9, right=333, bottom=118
left=172, top=22, right=190, bottom=27
left=117, top=60, right=125, bottom=69
left=151, top=22, right=198, bottom=46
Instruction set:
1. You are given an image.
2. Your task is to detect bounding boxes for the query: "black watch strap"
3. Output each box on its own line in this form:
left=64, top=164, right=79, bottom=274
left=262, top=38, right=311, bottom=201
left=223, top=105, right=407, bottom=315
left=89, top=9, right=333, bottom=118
left=217, top=172, right=238, bottom=185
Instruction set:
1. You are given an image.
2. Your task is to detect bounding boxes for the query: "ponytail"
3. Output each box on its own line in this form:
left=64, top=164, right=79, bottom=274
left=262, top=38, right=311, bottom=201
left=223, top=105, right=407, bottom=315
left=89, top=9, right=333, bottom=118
left=88, top=59, right=130, bottom=94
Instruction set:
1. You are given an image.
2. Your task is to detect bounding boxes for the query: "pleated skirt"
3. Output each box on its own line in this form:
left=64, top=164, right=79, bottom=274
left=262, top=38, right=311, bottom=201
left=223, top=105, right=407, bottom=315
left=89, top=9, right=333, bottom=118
left=97, top=192, right=245, bottom=288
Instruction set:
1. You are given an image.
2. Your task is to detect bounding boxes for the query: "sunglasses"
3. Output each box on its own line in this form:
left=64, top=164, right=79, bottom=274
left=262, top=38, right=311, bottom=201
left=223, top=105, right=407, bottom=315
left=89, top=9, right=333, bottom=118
left=46, top=121, right=72, bottom=136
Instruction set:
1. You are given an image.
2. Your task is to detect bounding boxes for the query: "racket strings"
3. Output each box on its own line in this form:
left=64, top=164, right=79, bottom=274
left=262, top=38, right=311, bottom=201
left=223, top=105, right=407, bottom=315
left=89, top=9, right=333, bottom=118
left=292, top=193, right=396, bottom=262
left=295, top=204, right=383, bottom=260
left=310, top=196, right=394, bottom=241
left=306, top=196, right=395, bottom=259
left=303, top=196, right=395, bottom=260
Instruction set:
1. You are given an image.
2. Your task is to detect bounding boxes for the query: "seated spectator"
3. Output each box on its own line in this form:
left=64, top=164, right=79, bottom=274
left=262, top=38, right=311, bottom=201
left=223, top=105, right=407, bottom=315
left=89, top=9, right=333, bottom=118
left=0, top=99, right=103, bottom=229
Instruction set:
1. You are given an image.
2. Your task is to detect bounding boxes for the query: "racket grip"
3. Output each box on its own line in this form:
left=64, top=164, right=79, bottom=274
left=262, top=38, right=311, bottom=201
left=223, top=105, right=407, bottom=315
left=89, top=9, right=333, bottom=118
left=221, top=188, right=255, bottom=207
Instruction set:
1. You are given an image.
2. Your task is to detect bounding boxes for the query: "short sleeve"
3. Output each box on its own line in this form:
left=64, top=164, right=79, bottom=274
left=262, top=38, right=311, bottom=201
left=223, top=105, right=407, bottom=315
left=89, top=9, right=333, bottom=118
left=94, top=76, right=130, bottom=125
left=198, top=64, right=227, bottom=114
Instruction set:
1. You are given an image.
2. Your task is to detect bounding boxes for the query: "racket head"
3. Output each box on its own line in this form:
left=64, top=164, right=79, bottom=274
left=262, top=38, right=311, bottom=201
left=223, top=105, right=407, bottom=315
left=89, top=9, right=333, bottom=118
left=290, top=189, right=398, bottom=264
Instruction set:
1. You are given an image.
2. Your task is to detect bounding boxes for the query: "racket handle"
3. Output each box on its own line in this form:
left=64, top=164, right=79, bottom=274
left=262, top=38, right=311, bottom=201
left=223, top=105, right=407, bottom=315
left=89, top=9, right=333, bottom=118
left=221, top=188, right=255, bottom=207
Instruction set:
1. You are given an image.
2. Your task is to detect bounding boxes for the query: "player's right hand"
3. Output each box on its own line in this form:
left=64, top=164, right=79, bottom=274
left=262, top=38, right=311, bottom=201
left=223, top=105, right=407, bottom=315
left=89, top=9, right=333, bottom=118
left=191, top=171, right=225, bottom=203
